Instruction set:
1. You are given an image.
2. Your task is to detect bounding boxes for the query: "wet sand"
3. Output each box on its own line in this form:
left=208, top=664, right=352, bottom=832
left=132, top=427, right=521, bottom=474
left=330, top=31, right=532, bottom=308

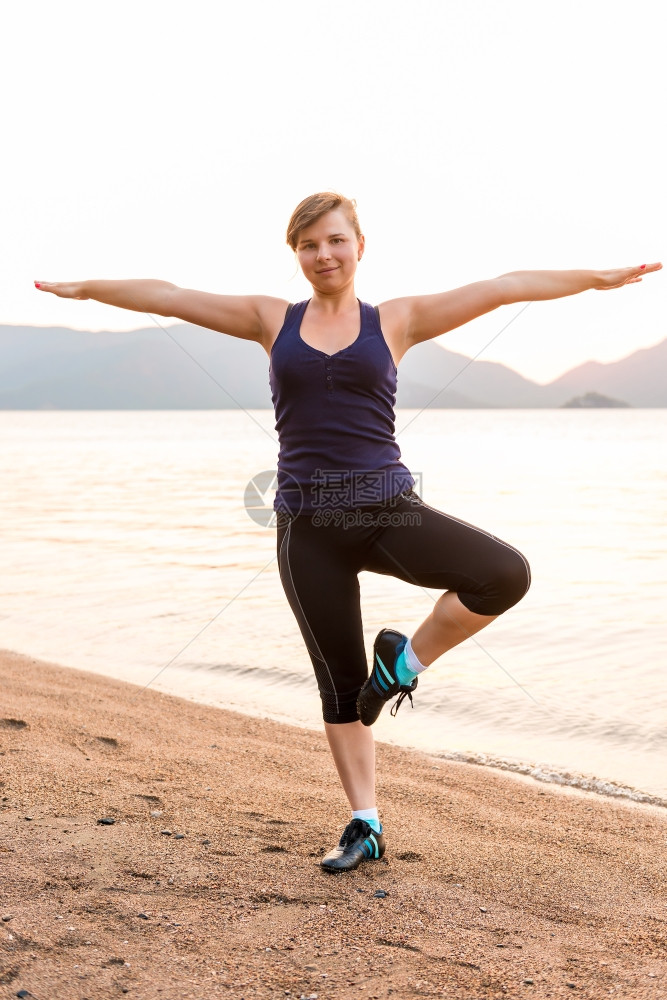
left=1, top=649, right=666, bottom=999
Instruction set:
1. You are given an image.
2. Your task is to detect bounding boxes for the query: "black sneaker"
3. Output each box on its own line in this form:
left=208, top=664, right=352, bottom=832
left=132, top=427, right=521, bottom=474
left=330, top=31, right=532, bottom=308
left=356, top=629, right=417, bottom=727
left=320, top=819, right=385, bottom=873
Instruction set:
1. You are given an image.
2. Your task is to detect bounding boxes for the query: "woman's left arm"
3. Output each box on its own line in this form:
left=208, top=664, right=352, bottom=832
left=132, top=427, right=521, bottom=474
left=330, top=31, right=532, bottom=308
left=498, top=263, right=662, bottom=301
left=381, top=262, right=662, bottom=358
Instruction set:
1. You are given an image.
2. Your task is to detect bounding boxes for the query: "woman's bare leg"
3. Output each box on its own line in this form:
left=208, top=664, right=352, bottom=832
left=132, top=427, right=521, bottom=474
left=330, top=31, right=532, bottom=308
left=411, top=591, right=497, bottom=665
left=323, top=720, right=376, bottom=810
left=323, top=595, right=497, bottom=810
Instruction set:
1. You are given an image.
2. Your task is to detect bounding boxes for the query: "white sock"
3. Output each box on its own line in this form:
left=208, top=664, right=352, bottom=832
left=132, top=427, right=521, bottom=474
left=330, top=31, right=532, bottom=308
left=352, top=807, right=381, bottom=833
left=405, top=637, right=429, bottom=674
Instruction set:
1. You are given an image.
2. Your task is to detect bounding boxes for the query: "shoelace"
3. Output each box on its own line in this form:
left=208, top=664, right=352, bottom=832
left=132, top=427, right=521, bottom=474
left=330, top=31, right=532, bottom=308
left=390, top=686, right=415, bottom=717
left=339, top=819, right=368, bottom=846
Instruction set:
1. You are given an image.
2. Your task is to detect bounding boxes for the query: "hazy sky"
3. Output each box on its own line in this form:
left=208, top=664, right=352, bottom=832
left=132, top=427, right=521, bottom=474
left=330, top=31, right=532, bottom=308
left=3, top=0, right=664, bottom=382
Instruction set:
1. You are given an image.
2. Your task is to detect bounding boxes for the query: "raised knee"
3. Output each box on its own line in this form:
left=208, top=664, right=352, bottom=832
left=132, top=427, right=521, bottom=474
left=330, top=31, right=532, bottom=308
left=495, top=548, right=531, bottom=612
left=459, top=547, right=530, bottom=616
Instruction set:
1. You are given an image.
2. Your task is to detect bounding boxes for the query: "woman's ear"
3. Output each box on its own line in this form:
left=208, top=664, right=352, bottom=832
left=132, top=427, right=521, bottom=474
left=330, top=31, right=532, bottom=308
left=358, top=233, right=365, bottom=261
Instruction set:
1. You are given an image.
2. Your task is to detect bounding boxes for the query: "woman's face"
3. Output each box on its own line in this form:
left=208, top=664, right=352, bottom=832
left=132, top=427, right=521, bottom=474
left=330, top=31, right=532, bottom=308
left=295, top=209, right=364, bottom=293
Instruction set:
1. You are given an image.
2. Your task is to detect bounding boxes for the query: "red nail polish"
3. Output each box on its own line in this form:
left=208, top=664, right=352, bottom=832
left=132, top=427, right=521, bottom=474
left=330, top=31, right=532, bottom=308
left=34, top=281, right=41, bottom=288
left=640, top=264, right=646, bottom=269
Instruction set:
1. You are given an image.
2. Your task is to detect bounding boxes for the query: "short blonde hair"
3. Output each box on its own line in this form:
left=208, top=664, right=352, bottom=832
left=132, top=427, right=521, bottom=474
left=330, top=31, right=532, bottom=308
left=286, top=192, right=362, bottom=250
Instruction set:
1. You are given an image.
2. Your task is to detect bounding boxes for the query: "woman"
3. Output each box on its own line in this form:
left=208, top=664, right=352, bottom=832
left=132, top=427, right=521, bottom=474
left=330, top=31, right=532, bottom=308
left=35, top=192, right=661, bottom=873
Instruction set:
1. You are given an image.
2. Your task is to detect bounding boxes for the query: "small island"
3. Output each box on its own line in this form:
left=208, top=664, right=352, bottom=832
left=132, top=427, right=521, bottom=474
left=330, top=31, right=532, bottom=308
left=561, top=391, right=631, bottom=409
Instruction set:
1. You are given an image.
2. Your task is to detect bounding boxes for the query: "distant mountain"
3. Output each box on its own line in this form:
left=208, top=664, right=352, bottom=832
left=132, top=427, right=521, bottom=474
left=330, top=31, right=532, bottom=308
left=398, top=337, right=667, bottom=408
left=561, top=391, right=631, bottom=409
left=0, top=324, right=272, bottom=409
left=0, top=323, right=664, bottom=409
left=545, top=339, right=667, bottom=408
left=397, top=342, right=549, bottom=408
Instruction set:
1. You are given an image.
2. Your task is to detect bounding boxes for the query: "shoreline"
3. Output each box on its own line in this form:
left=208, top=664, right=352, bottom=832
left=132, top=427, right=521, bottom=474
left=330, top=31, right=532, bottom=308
left=2, top=649, right=666, bottom=998
left=14, top=647, right=665, bottom=816
left=56, top=655, right=667, bottom=814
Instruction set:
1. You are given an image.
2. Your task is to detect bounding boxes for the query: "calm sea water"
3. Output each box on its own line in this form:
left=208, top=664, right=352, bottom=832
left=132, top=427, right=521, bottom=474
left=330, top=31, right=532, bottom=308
left=2, top=410, right=665, bottom=805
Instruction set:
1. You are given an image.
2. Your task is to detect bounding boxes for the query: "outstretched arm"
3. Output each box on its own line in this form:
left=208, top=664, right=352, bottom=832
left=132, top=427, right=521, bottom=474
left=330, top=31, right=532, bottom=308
left=34, top=278, right=288, bottom=348
left=379, top=262, right=662, bottom=360
left=495, top=262, right=662, bottom=300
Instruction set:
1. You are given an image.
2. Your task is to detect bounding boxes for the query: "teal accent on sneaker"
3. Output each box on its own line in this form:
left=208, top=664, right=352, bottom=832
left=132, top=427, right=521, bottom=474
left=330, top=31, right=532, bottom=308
left=363, top=833, right=382, bottom=859
left=374, top=654, right=393, bottom=690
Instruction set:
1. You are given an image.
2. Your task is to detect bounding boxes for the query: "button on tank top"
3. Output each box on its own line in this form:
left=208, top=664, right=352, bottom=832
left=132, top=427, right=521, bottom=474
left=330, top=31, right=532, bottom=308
left=269, top=299, right=414, bottom=513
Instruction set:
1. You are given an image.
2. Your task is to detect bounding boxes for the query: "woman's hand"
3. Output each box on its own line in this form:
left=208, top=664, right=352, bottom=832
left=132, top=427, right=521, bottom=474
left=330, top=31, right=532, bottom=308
left=594, top=262, right=662, bottom=290
left=34, top=280, right=89, bottom=299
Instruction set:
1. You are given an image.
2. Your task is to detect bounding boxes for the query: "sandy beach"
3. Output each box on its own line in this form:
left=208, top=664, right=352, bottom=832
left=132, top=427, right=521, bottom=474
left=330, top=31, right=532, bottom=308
left=1, top=650, right=665, bottom=999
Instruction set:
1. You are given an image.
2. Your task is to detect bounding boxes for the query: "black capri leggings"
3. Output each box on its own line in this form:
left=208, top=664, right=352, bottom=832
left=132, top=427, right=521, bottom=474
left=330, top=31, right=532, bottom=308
left=276, top=490, right=530, bottom=725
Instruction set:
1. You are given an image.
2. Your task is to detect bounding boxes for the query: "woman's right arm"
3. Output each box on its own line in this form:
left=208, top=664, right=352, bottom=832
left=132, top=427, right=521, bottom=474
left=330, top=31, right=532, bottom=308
left=34, top=278, right=288, bottom=347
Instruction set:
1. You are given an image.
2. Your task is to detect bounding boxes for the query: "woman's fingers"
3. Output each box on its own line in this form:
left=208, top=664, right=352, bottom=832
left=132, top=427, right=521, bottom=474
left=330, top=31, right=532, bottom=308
left=34, top=281, right=88, bottom=299
left=596, top=262, right=662, bottom=290
left=34, top=280, right=66, bottom=296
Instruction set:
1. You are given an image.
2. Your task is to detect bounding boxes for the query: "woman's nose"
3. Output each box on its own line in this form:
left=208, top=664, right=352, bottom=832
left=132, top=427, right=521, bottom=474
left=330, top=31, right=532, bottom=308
left=316, top=243, right=332, bottom=261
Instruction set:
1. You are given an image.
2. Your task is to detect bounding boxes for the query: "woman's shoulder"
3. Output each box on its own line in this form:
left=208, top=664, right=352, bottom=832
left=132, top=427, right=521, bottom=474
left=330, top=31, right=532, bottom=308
left=281, top=299, right=310, bottom=323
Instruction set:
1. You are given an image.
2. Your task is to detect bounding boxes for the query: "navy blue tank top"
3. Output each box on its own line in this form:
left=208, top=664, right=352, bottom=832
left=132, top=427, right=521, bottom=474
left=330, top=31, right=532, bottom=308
left=269, top=299, right=414, bottom=513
